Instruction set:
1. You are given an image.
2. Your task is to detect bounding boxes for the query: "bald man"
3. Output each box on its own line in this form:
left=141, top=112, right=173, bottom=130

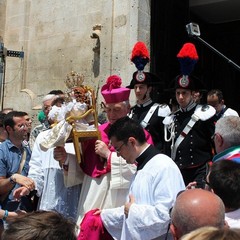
left=170, top=189, right=227, bottom=239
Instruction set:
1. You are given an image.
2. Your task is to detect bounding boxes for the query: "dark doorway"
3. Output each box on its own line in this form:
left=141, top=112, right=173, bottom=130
left=150, top=0, right=189, bottom=104
left=151, top=0, right=240, bottom=114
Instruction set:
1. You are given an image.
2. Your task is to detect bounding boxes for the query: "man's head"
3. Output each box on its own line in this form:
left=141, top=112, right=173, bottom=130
left=208, top=160, right=240, bottom=211
left=101, top=75, right=131, bottom=124
left=102, top=101, right=130, bottom=125
left=108, top=116, right=146, bottom=163
left=2, top=210, right=77, bottom=240
left=23, top=112, right=32, bottom=134
left=207, top=89, right=224, bottom=114
left=3, top=111, right=29, bottom=143
left=133, top=83, right=152, bottom=103
left=214, top=116, right=240, bottom=154
left=175, top=88, right=194, bottom=109
left=193, top=90, right=203, bottom=104
left=42, top=94, right=57, bottom=122
left=170, top=189, right=226, bottom=239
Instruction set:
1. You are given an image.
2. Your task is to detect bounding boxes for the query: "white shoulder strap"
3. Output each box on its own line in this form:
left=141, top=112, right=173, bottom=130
left=128, top=109, right=133, bottom=119
left=171, top=104, right=216, bottom=160
left=140, top=103, right=159, bottom=128
left=171, top=114, right=199, bottom=160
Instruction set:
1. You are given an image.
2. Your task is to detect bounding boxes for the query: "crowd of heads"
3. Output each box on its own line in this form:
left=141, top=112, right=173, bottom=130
left=2, top=211, right=77, bottom=240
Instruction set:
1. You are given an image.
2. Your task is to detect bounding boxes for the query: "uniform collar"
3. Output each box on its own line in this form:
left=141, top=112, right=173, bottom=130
left=180, top=100, right=196, bottom=112
left=136, top=98, right=153, bottom=107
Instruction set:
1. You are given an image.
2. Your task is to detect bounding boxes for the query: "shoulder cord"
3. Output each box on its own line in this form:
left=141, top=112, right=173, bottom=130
left=164, top=120, right=175, bottom=153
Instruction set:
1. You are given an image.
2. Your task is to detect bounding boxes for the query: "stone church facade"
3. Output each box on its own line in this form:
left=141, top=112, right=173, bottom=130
left=0, top=0, right=151, bottom=124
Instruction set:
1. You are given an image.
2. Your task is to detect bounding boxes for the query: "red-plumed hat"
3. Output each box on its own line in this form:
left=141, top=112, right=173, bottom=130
left=175, top=43, right=199, bottom=90
left=130, top=41, right=150, bottom=73
left=128, top=41, right=162, bottom=88
left=131, top=42, right=150, bottom=62
left=101, top=75, right=130, bottom=104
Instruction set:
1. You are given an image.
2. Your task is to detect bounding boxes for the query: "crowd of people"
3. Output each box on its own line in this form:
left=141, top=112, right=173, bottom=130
left=0, top=41, right=240, bottom=240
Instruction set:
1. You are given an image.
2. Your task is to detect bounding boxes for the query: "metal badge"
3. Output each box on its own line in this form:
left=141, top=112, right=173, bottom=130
left=201, top=105, right=209, bottom=111
left=136, top=71, right=146, bottom=82
left=159, top=103, right=167, bottom=108
left=179, top=75, right=189, bottom=88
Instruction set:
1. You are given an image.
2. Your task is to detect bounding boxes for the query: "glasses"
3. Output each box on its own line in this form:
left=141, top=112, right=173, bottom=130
left=17, top=124, right=29, bottom=130
left=115, top=142, right=126, bottom=155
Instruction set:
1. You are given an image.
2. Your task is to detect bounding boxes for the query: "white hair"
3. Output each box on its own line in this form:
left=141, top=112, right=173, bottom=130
left=42, top=94, right=57, bottom=104
left=215, top=116, right=240, bottom=148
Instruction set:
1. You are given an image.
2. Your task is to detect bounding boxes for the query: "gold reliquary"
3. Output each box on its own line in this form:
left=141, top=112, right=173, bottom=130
left=66, top=91, right=101, bottom=164
left=40, top=71, right=101, bottom=164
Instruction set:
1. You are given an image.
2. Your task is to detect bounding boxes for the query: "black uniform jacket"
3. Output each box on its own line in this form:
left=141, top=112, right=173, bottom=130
left=169, top=105, right=215, bottom=169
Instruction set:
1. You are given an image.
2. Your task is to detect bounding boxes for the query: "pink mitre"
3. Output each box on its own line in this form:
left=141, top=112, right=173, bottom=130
left=101, top=75, right=130, bottom=104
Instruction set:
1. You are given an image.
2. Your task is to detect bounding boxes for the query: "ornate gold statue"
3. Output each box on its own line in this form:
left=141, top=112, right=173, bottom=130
left=40, top=71, right=101, bottom=163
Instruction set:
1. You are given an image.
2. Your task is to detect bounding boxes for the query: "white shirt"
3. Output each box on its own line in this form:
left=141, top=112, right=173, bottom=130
left=223, top=108, right=239, bottom=118
left=225, top=208, right=240, bottom=228
left=101, top=152, right=185, bottom=240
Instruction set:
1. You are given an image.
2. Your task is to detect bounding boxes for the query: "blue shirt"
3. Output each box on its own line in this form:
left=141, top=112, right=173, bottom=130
left=0, top=139, right=31, bottom=204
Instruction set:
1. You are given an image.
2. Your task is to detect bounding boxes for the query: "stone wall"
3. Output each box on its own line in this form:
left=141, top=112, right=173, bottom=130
left=0, top=0, right=151, bottom=125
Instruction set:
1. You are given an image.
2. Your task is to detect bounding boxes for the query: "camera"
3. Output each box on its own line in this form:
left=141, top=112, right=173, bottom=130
left=186, top=23, right=201, bottom=37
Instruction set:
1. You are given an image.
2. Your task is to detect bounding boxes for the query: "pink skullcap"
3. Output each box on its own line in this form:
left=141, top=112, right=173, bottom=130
left=101, top=75, right=130, bottom=104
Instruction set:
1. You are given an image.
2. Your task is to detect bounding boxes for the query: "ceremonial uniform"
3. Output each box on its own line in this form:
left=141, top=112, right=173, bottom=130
left=164, top=101, right=215, bottom=186
left=129, top=99, right=170, bottom=151
left=127, top=42, right=171, bottom=152
left=164, top=42, right=216, bottom=187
